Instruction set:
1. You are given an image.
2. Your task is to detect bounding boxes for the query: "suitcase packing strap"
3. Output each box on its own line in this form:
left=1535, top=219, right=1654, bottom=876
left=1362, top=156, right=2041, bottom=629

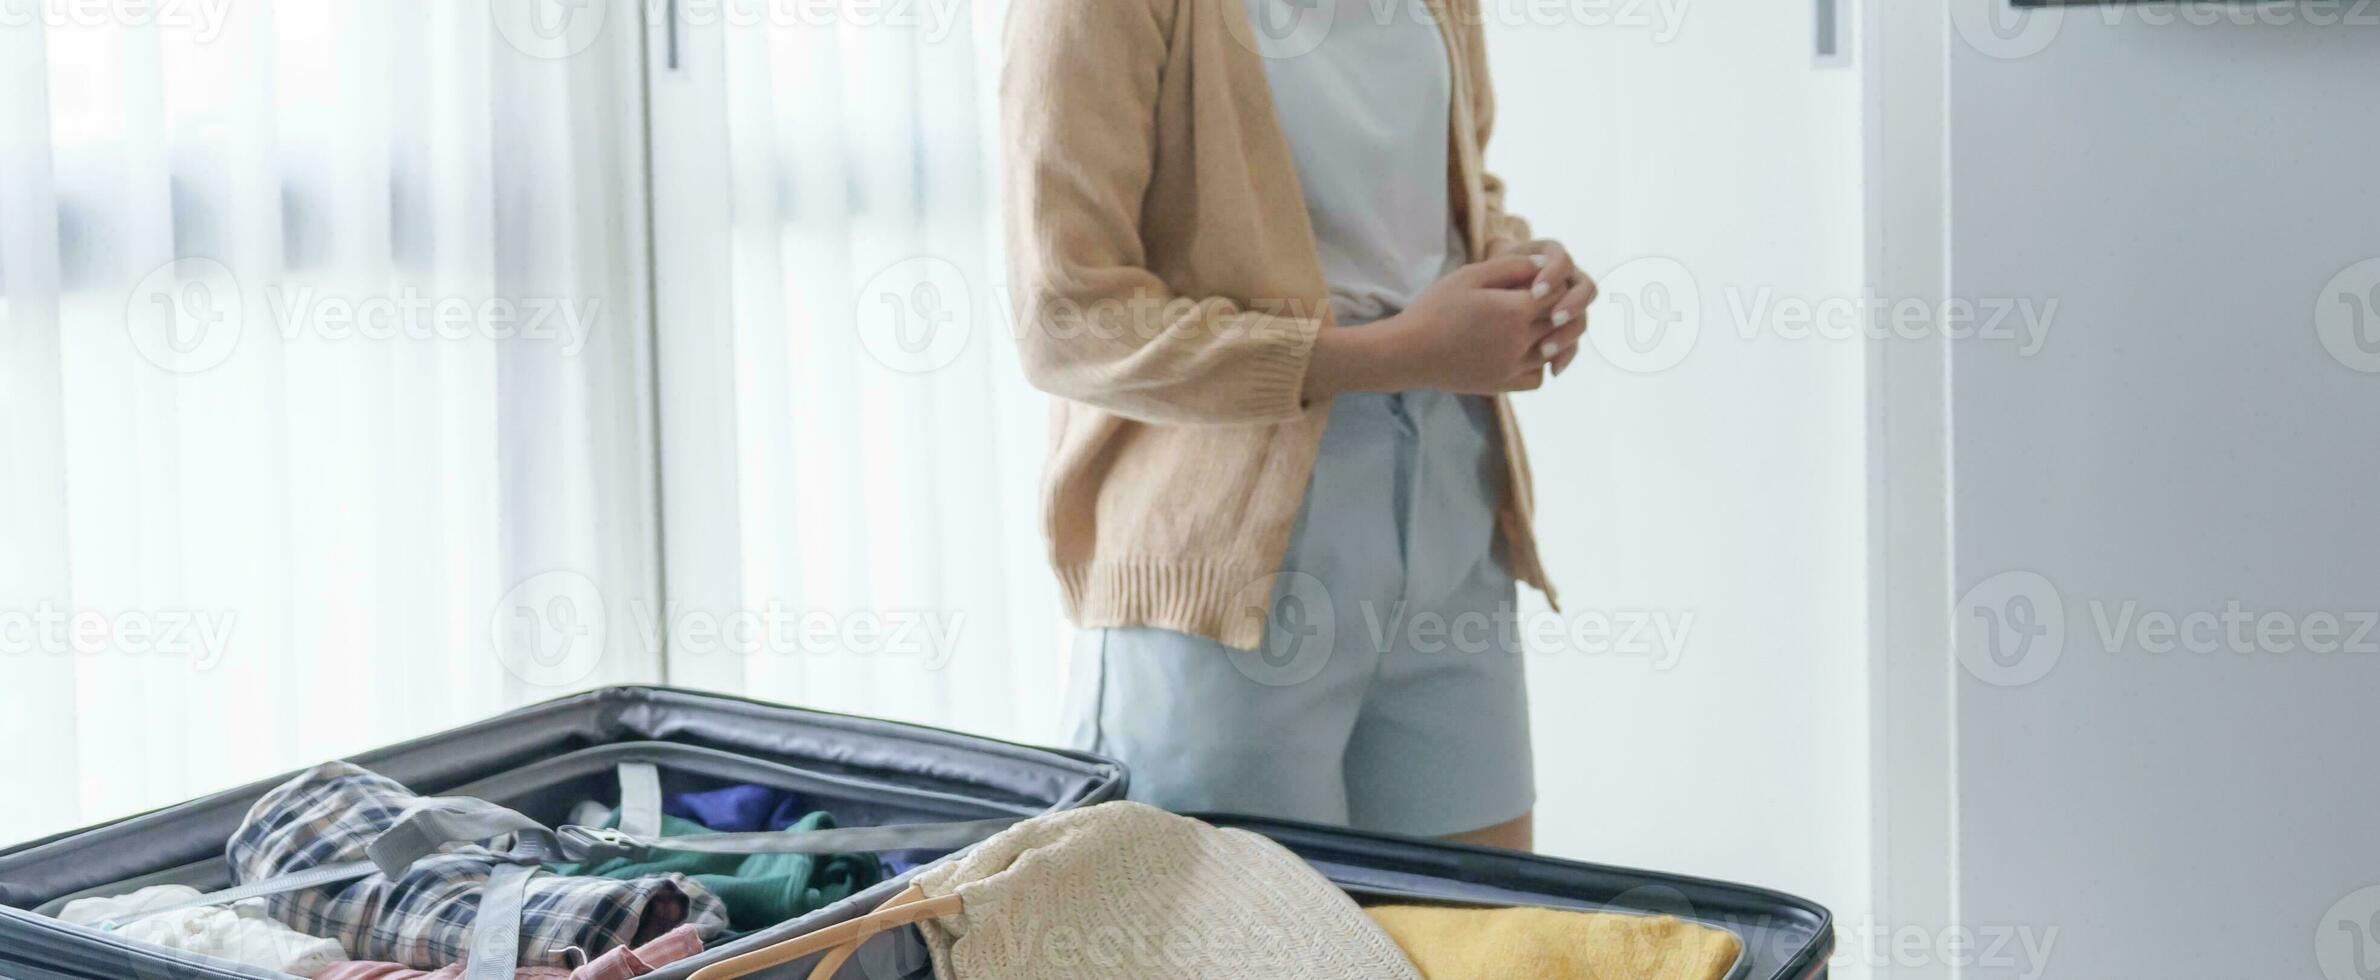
left=95, top=763, right=1027, bottom=980
left=688, top=882, right=963, bottom=980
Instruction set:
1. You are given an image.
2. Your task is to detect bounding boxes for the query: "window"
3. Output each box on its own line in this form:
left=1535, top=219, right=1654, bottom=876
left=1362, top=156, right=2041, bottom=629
left=0, top=0, right=1050, bottom=846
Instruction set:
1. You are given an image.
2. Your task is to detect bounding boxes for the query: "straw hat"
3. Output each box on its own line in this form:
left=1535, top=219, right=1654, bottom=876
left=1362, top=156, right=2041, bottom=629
left=908, top=801, right=1420, bottom=980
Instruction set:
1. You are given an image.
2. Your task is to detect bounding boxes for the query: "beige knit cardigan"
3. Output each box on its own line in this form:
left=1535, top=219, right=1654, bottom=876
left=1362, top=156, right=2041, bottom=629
left=1000, top=0, right=1554, bottom=650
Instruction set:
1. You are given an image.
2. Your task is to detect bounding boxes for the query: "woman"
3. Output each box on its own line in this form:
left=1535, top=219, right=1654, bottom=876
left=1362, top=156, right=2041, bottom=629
left=1001, top=0, right=1593, bottom=851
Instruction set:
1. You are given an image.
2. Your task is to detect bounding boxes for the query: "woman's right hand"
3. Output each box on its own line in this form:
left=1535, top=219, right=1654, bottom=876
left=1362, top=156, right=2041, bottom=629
left=1383, top=255, right=1566, bottom=394
left=1302, top=255, right=1565, bottom=403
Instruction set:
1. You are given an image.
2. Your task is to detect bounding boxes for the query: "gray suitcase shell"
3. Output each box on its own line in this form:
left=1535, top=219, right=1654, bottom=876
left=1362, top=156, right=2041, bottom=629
left=0, top=686, right=1831, bottom=979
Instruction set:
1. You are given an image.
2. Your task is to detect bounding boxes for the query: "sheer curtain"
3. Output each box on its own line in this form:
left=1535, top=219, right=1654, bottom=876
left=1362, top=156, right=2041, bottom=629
left=0, top=2, right=659, bottom=845
left=652, top=0, right=1067, bottom=744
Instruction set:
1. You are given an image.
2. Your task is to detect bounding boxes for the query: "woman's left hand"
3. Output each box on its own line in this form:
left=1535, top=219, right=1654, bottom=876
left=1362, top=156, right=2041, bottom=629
left=1517, top=240, right=1598, bottom=377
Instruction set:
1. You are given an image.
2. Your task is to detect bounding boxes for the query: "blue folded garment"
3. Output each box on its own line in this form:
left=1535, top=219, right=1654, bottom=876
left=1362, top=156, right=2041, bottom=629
left=664, top=784, right=807, bottom=833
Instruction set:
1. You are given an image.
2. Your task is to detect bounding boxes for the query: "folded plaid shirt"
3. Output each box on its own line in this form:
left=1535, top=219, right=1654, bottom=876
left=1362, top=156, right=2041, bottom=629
left=229, top=762, right=730, bottom=970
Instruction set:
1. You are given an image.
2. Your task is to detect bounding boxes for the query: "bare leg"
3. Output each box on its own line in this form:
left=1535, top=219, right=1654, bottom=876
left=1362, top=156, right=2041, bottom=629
left=1440, top=810, right=1532, bottom=852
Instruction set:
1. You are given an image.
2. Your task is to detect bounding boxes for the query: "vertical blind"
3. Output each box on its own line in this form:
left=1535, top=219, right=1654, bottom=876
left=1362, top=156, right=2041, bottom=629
left=0, top=1, right=660, bottom=845
left=658, top=0, right=1066, bottom=742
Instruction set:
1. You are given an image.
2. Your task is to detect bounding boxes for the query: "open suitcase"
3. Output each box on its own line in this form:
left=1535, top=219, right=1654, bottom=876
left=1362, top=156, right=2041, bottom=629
left=0, top=686, right=1832, bottom=979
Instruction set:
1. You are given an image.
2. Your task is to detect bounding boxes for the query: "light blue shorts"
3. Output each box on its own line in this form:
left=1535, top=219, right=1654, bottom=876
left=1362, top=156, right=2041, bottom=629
left=1062, top=390, right=1534, bottom=838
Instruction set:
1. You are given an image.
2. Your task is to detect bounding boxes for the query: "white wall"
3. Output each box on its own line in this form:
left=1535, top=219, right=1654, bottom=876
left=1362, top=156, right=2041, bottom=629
left=1483, top=5, right=1873, bottom=976
left=1939, top=5, right=2380, bottom=977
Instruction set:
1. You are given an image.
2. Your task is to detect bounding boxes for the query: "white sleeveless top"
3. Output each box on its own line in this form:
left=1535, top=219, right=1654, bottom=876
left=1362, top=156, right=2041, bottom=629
left=1243, top=0, right=1467, bottom=326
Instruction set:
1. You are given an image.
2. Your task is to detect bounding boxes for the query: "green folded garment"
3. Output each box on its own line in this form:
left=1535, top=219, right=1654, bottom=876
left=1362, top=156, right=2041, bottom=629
left=548, top=809, right=885, bottom=932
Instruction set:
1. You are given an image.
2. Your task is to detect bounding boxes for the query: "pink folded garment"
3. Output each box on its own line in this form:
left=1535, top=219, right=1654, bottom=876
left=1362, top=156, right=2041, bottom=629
left=310, top=924, right=704, bottom=980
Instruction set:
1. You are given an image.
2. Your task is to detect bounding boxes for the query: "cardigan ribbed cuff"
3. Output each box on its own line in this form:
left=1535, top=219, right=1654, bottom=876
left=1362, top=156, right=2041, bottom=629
left=1221, top=311, right=1325, bottom=424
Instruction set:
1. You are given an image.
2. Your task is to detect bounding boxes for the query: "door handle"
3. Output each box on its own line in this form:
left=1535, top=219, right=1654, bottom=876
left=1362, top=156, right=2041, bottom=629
left=666, top=0, right=682, bottom=71
left=1815, top=0, right=1851, bottom=66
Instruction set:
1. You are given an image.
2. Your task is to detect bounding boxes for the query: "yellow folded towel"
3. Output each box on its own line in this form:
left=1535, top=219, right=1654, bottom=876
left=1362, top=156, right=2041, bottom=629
left=1365, top=904, right=1742, bottom=980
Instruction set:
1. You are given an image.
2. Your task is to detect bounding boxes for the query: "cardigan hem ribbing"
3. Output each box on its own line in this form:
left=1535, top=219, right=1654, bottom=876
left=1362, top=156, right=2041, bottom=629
left=1055, top=550, right=1552, bottom=653
left=1056, top=558, right=1284, bottom=652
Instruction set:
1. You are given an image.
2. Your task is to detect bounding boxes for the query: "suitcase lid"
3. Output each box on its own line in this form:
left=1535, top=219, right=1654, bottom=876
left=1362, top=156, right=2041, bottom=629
left=0, top=686, right=1125, bottom=912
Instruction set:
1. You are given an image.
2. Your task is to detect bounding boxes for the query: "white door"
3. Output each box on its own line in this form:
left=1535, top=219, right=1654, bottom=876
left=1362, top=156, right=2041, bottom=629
left=1485, top=4, right=1874, bottom=977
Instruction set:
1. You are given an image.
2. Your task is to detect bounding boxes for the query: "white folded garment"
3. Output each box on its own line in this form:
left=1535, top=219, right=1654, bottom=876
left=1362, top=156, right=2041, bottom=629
left=59, top=883, right=349, bottom=976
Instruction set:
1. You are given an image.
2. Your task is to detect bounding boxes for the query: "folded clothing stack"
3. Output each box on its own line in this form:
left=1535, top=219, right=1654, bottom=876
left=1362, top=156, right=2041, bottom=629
left=228, top=762, right=731, bottom=971
left=55, top=872, right=707, bottom=980
left=58, top=765, right=907, bottom=978
left=56, top=884, right=348, bottom=976
left=547, top=806, right=882, bottom=933
left=1365, top=904, right=1743, bottom=980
